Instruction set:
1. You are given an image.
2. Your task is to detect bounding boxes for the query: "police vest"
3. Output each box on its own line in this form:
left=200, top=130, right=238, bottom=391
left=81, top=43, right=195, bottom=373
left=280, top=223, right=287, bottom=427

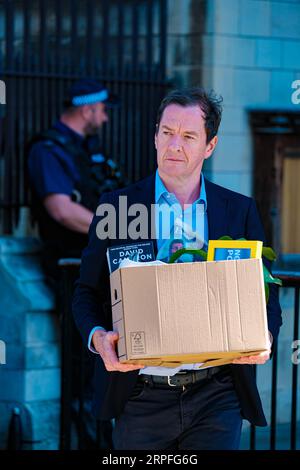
left=29, top=127, right=126, bottom=212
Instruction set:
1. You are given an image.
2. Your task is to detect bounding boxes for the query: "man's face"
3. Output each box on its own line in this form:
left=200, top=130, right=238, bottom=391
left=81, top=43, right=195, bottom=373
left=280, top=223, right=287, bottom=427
left=170, top=241, right=184, bottom=254
left=83, top=102, right=108, bottom=135
left=155, top=104, right=217, bottom=179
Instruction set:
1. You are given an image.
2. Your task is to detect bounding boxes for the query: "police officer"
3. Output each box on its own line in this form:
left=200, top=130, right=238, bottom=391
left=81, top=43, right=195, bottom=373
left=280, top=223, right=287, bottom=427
left=28, top=79, right=122, bottom=280
left=27, top=80, right=121, bottom=449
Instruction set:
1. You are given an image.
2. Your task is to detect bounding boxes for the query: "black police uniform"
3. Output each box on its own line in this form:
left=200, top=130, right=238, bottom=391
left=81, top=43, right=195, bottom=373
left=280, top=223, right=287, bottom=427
left=28, top=119, right=122, bottom=449
left=28, top=119, right=123, bottom=279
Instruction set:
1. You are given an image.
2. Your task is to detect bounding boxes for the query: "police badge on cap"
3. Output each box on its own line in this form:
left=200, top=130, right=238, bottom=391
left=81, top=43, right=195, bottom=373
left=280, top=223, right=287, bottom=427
left=64, top=79, right=119, bottom=108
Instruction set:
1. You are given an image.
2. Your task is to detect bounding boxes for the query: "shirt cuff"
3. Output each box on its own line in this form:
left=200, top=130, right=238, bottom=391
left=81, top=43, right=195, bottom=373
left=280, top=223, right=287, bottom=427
left=88, top=326, right=106, bottom=354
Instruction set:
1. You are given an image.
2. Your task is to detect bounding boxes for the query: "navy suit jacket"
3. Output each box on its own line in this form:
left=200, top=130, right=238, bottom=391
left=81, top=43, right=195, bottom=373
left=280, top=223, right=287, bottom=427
left=72, top=174, right=282, bottom=425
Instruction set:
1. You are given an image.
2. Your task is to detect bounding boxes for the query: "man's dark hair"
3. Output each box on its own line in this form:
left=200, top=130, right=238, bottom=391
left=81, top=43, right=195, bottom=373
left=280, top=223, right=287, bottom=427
left=156, top=87, right=223, bottom=143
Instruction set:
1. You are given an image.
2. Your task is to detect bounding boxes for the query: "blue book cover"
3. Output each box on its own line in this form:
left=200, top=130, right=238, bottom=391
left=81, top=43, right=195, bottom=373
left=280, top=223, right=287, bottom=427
left=214, top=247, right=251, bottom=261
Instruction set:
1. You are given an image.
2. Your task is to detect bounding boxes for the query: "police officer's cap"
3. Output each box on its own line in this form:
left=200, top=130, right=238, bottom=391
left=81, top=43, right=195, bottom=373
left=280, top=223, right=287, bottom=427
left=65, top=79, right=119, bottom=108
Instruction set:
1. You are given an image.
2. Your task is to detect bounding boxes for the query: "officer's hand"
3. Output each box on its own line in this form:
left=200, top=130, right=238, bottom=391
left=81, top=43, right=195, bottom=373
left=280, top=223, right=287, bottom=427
left=92, top=329, right=145, bottom=372
left=231, top=349, right=270, bottom=365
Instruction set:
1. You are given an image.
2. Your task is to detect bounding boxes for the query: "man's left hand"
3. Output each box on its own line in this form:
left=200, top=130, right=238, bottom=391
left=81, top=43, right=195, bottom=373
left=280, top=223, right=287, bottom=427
left=231, top=349, right=270, bottom=365
left=232, top=331, right=273, bottom=365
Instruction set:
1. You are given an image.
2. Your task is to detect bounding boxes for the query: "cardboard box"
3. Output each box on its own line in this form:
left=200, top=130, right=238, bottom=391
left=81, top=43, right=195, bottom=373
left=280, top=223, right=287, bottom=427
left=110, top=258, right=269, bottom=368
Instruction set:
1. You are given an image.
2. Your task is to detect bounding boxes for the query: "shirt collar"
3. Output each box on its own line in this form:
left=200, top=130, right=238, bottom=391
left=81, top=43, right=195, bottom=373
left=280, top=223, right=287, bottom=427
left=155, top=169, right=207, bottom=210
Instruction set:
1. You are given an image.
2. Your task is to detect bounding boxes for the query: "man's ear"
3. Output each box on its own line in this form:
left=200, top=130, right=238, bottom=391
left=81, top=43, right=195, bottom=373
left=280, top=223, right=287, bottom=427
left=204, top=135, right=218, bottom=160
left=154, top=132, right=158, bottom=149
left=81, top=104, right=92, bottom=121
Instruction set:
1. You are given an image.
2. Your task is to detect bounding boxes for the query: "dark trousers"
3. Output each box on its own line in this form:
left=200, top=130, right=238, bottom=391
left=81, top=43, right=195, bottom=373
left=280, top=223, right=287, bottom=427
left=113, top=368, right=243, bottom=450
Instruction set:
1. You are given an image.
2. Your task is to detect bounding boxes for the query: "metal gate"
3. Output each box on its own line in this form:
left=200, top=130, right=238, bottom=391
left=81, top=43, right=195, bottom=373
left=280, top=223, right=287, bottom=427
left=0, top=0, right=169, bottom=234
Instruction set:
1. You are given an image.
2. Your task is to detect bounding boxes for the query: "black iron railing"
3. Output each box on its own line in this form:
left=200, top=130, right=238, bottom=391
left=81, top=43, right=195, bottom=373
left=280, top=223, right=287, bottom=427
left=59, top=259, right=114, bottom=450
left=272, top=273, right=299, bottom=451
left=247, top=272, right=299, bottom=450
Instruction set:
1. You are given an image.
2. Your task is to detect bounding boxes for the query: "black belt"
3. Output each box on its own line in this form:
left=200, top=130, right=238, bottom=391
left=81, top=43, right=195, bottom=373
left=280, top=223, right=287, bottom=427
left=138, top=365, right=228, bottom=388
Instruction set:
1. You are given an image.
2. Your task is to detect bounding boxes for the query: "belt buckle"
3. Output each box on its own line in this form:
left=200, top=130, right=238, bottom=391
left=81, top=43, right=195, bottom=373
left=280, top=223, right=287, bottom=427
left=167, top=376, right=177, bottom=387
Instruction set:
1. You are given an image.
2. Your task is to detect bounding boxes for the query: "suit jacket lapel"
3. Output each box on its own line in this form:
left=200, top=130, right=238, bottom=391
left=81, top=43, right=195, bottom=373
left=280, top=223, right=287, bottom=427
left=205, top=178, right=229, bottom=240
left=128, top=174, right=158, bottom=255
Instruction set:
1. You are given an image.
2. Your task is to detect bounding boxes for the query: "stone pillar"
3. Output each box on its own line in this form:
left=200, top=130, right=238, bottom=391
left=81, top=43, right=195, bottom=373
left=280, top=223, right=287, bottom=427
left=0, top=237, right=61, bottom=449
left=166, top=0, right=208, bottom=87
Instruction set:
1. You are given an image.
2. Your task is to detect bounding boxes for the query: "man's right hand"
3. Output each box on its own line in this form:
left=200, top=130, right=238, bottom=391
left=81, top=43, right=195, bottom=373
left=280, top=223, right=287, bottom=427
left=92, top=329, right=145, bottom=372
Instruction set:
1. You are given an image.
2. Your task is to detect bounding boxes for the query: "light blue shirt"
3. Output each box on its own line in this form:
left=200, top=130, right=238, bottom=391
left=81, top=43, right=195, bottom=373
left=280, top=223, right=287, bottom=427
left=155, top=170, right=208, bottom=259
left=88, top=171, right=209, bottom=376
left=142, top=170, right=208, bottom=376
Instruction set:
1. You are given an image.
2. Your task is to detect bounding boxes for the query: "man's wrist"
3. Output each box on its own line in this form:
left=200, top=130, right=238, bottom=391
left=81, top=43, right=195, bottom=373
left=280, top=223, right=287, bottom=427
left=88, top=326, right=106, bottom=353
left=92, top=328, right=107, bottom=346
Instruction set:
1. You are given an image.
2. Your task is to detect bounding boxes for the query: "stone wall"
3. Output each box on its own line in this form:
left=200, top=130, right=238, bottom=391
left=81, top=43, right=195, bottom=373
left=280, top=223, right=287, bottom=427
left=166, top=0, right=207, bottom=87
left=166, top=0, right=300, bottom=195
left=0, top=237, right=60, bottom=449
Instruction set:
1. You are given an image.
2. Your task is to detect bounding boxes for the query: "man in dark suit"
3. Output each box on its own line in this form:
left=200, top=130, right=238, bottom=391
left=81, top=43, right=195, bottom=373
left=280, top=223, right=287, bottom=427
left=72, top=88, right=282, bottom=450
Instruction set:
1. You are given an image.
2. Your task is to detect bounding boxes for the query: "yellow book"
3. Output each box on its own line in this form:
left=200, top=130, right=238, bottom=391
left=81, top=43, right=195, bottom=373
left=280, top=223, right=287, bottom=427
left=207, top=240, right=263, bottom=261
